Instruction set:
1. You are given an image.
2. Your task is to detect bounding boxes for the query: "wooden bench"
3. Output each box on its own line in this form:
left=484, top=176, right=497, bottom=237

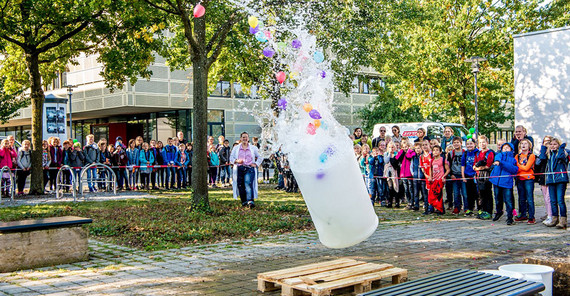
left=0, top=216, right=93, bottom=273
left=358, top=269, right=545, bottom=296
left=258, top=258, right=407, bottom=296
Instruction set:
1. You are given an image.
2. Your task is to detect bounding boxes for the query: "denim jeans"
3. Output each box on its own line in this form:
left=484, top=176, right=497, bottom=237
left=451, top=179, right=467, bottom=210
left=117, top=169, right=128, bottom=189
left=548, top=182, right=567, bottom=217
left=165, top=166, right=176, bottom=188
left=237, top=166, right=256, bottom=205
left=464, top=179, right=477, bottom=211
left=220, top=165, right=231, bottom=184
left=402, top=178, right=412, bottom=204
left=516, top=179, right=535, bottom=219
left=368, top=177, right=383, bottom=203
left=494, top=185, right=502, bottom=213
left=497, top=187, right=514, bottom=220
left=86, top=167, right=97, bottom=191
left=177, top=167, right=187, bottom=188
left=412, top=180, right=426, bottom=209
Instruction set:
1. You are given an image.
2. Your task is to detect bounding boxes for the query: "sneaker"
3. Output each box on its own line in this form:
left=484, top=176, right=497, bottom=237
left=542, top=217, right=552, bottom=225
left=413, top=207, right=420, bottom=211
left=480, top=212, right=492, bottom=220
left=527, top=219, right=536, bottom=225
left=452, top=208, right=460, bottom=215
left=492, top=212, right=503, bottom=221
left=422, top=211, right=431, bottom=215
left=514, top=216, right=528, bottom=222
left=464, top=210, right=474, bottom=217
left=506, top=219, right=514, bottom=225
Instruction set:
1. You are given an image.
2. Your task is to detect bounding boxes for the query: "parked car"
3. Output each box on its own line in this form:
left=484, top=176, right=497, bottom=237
left=372, top=122, right=468, bottom=142
left=0, top=136, right=22, bottom=149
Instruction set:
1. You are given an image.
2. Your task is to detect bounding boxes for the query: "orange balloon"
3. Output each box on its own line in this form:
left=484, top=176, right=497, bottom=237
left=303, top=103, right=313, bottom=112
left=314, top=119, right=321, bottom=128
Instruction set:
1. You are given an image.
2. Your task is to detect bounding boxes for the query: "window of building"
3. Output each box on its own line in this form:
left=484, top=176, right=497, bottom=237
left=207, top=110, right=225, bottom=137
left=351, top=78, right=359, bottom=93
left=362, top=81, right=369, bottom=94
left=211, top=81, right=231, bottom=97
left=233, top=82, right=246, bottom=98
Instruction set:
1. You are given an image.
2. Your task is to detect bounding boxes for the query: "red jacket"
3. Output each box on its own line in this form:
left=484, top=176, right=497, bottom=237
left=0, top=147, right=17, bottom=169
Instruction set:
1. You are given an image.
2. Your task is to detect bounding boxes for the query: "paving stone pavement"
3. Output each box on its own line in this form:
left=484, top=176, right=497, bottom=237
left=1, top=203, right=568, bottom=296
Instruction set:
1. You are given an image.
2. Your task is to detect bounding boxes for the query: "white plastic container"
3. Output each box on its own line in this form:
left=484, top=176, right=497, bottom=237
left=499, top=264, right=554, bottom=296
left=291, top=147, right=378, bottom=248
left=480, top=269, right=524, bottom=279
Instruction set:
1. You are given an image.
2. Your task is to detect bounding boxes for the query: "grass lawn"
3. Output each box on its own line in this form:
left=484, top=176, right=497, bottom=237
left=0, top=185, right=455, bottom=250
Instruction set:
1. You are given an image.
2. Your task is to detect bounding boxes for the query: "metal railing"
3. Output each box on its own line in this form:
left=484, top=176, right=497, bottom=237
left=79, top=163, right=117, bottom=198
left=0, top=166, right=15, bottom=202
left=55, top=165, right=77, bottom=201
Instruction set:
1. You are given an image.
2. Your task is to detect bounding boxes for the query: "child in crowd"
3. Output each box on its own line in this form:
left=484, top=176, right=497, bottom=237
left=353, top=144, right=361, bottom=159
left=428, top=146, right=450, bottom=215
left=515, top=139, right=536, bottom=224
left=218, top=140, right=232, bottom=186
left=410, top=142, right=425, bottom=211
left=368, top=147, right=384, bottom=204
left=68, top=142, right=85, bottom=191
left=396, top=141, right=414, bottom=208
left=534, top=136, right=552, bottom=225
left=384, top=142, right=399, bottom=208
left=177, top=143, right=190, bottom=189
left=112, top=143, right=128, bottom=190
left=474, top=135, right=495, bottom=220
left=448, top=137, right=466, bottom=214
left=162, top=137, right=177, bottom=190
left=359, top=144, right=371, bottom=181
left=461, top=138, right=479, bottom=217
left=48, top=137, right=63, bottom=191
left=155, top=141, right=165, bottom=188
left=84, top=134, right=99, bottom=192
left=186, top=143, right=193, bottom=187
left=0, top=139, right=17, bottom=197
left=489, top=143, right=519, bottom=225
left=206, top=145, right=218, bottom=188
left=420, top=139, right=433, bottom=214
left=126, top=139, right=139, bottom=190
left=139, top=142, right=154, bottom=190
left=444, top=145, right=454, bottom=210
left=42, top=140, right=51, bottom=190
left=16, top=140, right=32, bottom=195
left=541, top=138, right=568, bottom=229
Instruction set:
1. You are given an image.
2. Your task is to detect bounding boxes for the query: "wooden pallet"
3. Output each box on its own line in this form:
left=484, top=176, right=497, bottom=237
left=257, top=258, right=407, bottom=296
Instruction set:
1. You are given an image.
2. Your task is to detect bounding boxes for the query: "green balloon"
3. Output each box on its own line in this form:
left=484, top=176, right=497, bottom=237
left=277, top=41, right=287, bottom=51
left=469, top=128, right=475, bottom=134
left=467, top=134, right=472, bottom=139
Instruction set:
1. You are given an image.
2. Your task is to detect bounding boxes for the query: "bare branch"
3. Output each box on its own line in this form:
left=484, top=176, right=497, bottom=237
left=175, top=0, right=200, bottom=53
left=142, top=0, right=178, bottom=15
left=206, top=14, right=239, bottom=68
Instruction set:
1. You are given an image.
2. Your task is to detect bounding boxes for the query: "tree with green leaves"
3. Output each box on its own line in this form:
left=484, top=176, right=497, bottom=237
left=0, top=77, right=27, bottom=124
left=0, top=0, right=158, bottom=194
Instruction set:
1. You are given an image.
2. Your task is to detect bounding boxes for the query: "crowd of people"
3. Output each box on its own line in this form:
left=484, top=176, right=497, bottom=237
left=0, top=132, right=270, bottom=208
left=355, top=125, right=568, bottom=230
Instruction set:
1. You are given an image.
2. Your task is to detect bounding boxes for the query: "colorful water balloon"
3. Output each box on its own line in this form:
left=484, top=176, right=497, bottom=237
left=249, top=26, right=259, bottom=35
left=324, top=145, right=336, bottom=156
left=276, top=71, right=286, bottom=84
left=316, top=170, right=326, bottom=180
left=277, top=42, right=287, bottom=51
left=264, top=30, right=271, bottom=39
left=469, top=127, right=476, bottom=134
left=309, top=109, right=322, bottom=120
left=291, top=39, right=302, bottom=49
left=193, top=4, right=205, bottom=18
left=314, top=119, right=321, bottom=128
left=319, top=70, right=326, bottom=78
left=248, top=16, right=258, bottom=28
left=307, top=123, right=316, bottom=135
left=313, top=51, right=324, bottom=63
left=303, top=103, right=313, bottom=112
left=255, top=31, right=267, bottom=42
left=277, top=98, right=287, bottom=110
left=262, top=47, right=275, bottom=58
left=319, top=153, right=328, bottom=163
left=320, top=120, right=329, bottom=130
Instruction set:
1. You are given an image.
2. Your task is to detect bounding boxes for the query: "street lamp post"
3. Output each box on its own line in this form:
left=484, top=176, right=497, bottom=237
left=465, top=56, right=487, bottom=135
left=66, top=85, right=76, bottom=138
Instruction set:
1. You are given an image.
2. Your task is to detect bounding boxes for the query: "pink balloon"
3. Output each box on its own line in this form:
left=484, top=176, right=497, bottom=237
left=307, top=123, right=316, bottom=135
left=193, top=4, right=205, bottom=18
left=276, top=71, right=286, bottom=84
left=264, top=31, right=271, bottom=39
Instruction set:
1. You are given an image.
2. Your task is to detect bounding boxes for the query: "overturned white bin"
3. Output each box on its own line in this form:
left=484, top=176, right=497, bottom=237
left=499, top=264, right=554, bottom=296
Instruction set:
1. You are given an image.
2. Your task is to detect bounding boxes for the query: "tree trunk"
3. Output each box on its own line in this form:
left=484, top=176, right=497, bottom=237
left=191, top=56, right=210, bottom=211
left=459, top=103, right=467, bottom=127
left=25, top=53, right=45, bottom=195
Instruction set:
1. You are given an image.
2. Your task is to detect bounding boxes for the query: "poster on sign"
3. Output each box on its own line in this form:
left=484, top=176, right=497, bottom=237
left=43, top=95, right=68, bottom=140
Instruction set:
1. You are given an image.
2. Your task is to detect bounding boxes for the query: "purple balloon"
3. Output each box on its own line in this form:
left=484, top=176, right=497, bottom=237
left=249, top=26, right=259, bottom=35
left=316, top=170, right=325, bottom=180
left=309, top=109, right=321, bottom=120
left=319, top=70, right=326, bottom=78
left=292, top=39, right=302, bottom=49
left=277, top=98, right=287, bottom=110
left=262, top=47, right=275, bottom=58
left=324, top=145, right=335, bottom=156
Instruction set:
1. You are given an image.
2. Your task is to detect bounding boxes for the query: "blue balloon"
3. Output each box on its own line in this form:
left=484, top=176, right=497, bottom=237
left=255, top=31, right=267, bottom=43
left=313, top=51, right=324, bottom=63
left=319, top=153, right=328, bottom=163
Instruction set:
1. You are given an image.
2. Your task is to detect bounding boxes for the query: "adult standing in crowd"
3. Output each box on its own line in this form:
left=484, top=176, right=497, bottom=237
left=414, top=128, right=430, bottom=143
left=441, top=127, right=455, bottom=152
left=511, top=125, right=534, bottom=155
left=372, top=126, right=388, bottom=148
left=177, top=131, right=187, bottom=145
left=391, top=125, right=402, bottom=143
left=230, top=132, right=263, bottom=208
left=218, top=139, right=231, bottom=187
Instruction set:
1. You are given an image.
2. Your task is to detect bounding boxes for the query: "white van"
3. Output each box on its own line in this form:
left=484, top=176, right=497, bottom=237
left=372, top=122, right=468, bottom=142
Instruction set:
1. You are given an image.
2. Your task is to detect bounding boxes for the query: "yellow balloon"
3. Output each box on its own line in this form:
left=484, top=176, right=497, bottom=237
left=314, top=119, right=321, bottom=128
left=248, top=16, right=259, bottom=28
left=303, top=103, right=313, bottom=113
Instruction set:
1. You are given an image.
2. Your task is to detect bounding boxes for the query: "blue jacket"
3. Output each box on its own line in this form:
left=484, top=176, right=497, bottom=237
left=139, top=149, right=155, bottom=173
left=489, top=143, right=518, bottom=188
left=126, top=148, right=139, bottom=166
left=175, top=150, right=190, bottom=167
left=162, top=145, right=177, bottom=165
left=368, top=155, right=385, bottom=177
left=209, top=151, right=220, bottom=166
left=410, top=154, right=424, bottom=179
left=539, top=143, right=569, bottom=185
left=461, top=148, right=479, bottom=177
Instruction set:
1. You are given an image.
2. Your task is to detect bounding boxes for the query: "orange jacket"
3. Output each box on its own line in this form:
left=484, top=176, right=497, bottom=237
left=515, top=153, right=535, bottom=180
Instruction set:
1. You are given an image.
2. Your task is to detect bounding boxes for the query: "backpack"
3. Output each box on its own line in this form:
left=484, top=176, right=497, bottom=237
left=477, top=150, right=494, bottom=188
